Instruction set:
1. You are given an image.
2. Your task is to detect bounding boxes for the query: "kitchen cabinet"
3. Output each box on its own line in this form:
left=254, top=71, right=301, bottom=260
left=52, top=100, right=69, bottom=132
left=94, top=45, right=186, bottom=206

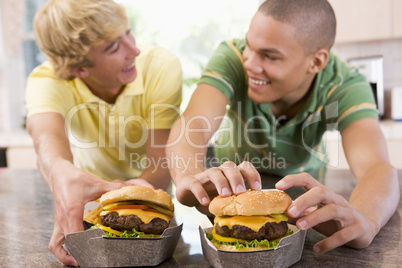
left=0, top=130, right=37, bottom=169
left=325, top=120, right=402, bottom=170
left=326, top=138, right=402, bottom=170
left=329, top=0, right=391, bottom=43
left=6, top=146, right=37, bottom=169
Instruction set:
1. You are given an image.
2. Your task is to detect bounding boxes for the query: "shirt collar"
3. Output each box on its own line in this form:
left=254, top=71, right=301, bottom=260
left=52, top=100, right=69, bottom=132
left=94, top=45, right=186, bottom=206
left=255, top=75, right=320, bottom=126
left=119, top=65, right=145, bottom=97
left=294, top=52, right=336, bottom=120
left=73, top=65, right=145, bottom=104
left=292, top=75, right=320, bottom=121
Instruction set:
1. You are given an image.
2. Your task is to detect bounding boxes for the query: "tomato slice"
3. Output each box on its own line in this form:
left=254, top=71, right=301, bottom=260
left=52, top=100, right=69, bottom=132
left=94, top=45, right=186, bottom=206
left=109, top=205, right=150, bottom=211
left=103, top=201, right=174, bottom=218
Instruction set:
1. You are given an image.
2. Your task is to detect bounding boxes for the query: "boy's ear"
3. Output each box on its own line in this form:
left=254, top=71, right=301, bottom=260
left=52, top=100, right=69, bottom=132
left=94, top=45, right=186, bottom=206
left=308, top=49, right=329, bottom=74
left=71, top=67, right=89, bottom=78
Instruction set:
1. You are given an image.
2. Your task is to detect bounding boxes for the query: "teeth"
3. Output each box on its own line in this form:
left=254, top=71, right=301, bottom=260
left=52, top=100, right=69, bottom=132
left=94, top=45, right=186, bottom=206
left=123, top=61, right=135, bottom=71
left=250, top=78, right=268, bottom=85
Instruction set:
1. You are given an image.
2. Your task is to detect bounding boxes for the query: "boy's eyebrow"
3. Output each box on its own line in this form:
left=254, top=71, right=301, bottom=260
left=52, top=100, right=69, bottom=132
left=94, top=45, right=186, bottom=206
left=246, top=36, right=283, bottom=55
left=260, top=48, right=282, bottom=55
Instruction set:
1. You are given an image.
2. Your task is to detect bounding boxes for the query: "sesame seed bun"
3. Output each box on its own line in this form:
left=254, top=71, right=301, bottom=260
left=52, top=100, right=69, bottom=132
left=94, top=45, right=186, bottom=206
left=209, top=190, right=292, bottom=216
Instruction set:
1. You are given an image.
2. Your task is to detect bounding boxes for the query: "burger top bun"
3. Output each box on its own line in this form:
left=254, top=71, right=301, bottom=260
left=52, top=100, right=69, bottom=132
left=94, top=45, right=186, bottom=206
left=209, top=190, right=292, bottom=216
left=100, top=185, right=174, bottom=212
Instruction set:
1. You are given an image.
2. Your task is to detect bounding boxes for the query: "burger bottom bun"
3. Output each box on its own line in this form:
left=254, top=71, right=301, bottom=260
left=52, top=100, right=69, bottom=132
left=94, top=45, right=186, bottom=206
left=100, top=185, right=174, bottom=211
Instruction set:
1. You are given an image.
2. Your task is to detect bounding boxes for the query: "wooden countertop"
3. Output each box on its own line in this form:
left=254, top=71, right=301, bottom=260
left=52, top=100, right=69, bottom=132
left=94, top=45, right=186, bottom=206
left=0, top=168, right=400, bottom=267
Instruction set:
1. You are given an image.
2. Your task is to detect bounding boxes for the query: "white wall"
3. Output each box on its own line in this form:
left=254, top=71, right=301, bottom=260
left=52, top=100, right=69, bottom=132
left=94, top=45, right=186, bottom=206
left=0, top=1, right=9, bottom=132
left=0, top=0, right=26, bottom=131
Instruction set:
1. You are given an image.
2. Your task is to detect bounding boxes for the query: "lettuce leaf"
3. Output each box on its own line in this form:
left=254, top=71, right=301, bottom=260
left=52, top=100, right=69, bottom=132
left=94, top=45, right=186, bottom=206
left=90, top=225, right=158, bottom=238
left=206, top=228, right=294, bottom=250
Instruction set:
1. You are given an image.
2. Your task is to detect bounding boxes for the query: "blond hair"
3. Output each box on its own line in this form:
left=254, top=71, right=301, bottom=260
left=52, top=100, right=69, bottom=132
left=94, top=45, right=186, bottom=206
left=34, top=0, right=128, bottom=80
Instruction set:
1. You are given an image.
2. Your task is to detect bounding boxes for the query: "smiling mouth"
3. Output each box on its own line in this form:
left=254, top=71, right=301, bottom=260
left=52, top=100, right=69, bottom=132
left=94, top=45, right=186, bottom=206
left=122, top=61, right=135, bottom=71
left=249, top=77, right=269, bottom=85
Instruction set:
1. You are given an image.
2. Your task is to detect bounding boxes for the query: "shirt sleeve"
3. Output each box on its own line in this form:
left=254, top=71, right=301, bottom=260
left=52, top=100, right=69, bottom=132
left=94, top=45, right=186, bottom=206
left=326, top=70, right=379, bottom=132
left=198, top=40, right=247, bottom=103
left=25, top=63, right=75, bottom=118
left=142, top=47, right=183, bottom=129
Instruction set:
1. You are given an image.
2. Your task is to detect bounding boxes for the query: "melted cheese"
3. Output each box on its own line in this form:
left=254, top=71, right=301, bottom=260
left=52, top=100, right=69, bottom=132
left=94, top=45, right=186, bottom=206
left=215, top=215, right=281, bottom=232
left=100, top=209, right=170, bottom=224
left=212, top=227, right=247, bottom=243
left=94, top=223, right=123, bottom=236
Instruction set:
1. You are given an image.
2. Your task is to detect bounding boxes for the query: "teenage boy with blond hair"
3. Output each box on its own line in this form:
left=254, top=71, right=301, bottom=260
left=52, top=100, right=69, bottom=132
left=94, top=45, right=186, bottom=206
left=26, top=0, right=182, bottom=265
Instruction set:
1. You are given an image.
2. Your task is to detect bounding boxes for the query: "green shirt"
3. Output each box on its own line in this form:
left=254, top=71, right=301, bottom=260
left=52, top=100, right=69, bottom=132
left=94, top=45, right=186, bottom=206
left=199, top=39, right=378, bottom=182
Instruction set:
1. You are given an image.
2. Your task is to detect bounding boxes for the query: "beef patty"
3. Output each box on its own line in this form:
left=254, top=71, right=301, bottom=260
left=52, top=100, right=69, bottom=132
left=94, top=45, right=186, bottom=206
left=101, top=212, right=169, bottom=234
left=215, top=221, right=288, bottom=241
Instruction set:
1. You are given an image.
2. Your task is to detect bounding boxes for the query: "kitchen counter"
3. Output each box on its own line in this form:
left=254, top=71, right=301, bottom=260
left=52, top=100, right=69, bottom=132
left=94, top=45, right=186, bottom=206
left=0, top=168, right=400, bottom=267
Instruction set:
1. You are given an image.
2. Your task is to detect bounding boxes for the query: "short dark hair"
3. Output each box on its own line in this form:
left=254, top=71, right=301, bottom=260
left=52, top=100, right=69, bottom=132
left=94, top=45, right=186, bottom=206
left=258, top=0, right=336, bottom=54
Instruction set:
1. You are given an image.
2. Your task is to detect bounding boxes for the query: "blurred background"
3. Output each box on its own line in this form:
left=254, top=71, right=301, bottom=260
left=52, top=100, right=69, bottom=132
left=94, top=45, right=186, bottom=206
left=0, top=0, right=401, bottom=169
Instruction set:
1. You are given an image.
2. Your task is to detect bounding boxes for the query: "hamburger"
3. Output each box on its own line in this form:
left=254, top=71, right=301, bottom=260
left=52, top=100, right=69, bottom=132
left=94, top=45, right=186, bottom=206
left=208, top=190, right=292, bottom=251
left=84, top=185, right=174, bottom=237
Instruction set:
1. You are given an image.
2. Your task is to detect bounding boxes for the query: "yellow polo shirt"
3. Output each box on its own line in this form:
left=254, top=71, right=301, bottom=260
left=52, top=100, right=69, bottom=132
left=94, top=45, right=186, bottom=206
left=25, top=46, right=182, bottom=181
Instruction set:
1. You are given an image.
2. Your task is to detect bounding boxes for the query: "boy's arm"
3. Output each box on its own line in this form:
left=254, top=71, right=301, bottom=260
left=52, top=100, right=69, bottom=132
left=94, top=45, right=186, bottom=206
left=340, top=117, right=399, bottom=246
left=276, top=118, right=399, bottom=252
left=166, top=84, right=261, bottom=213
left=27, top=112, right=154, bottom=265
left=137, top=129, right=173, bottom=190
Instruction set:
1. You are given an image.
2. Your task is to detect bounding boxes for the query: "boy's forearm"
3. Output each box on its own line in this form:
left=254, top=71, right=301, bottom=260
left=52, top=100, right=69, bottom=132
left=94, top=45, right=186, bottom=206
left=166, top=118, right=209, bottom=184
left=35, top=134, right=75, bottom=189
left=27, top=114, right=75, bottom=190
left=349, top=163, right=399, bottom=235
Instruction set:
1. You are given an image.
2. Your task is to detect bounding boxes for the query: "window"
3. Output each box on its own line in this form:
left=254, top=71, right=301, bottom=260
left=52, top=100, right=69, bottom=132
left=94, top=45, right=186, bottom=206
left=23, top=0, right=47, bottom=79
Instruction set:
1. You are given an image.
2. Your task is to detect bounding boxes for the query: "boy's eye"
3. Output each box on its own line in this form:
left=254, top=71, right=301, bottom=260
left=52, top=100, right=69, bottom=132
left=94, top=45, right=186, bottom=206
left=111, top=43, right=120, bottom=53
left=265, top=55, right=275, bottom=60
left=104, top=41, right=119, bottom=53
